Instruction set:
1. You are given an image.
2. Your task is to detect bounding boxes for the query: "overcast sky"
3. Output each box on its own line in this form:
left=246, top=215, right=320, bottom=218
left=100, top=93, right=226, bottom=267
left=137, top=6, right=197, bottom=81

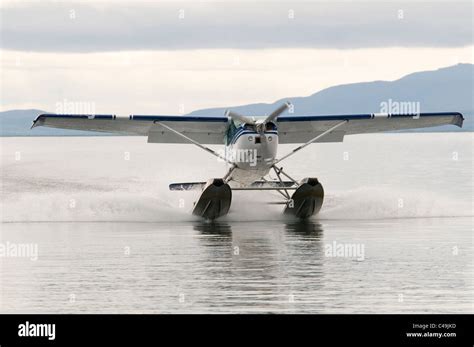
left=1, top=0, right=473, bottom=114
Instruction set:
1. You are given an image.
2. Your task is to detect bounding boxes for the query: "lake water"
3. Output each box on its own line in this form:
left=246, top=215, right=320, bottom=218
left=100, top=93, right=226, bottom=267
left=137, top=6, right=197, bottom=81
left=0, top=134, right=472, bottom=313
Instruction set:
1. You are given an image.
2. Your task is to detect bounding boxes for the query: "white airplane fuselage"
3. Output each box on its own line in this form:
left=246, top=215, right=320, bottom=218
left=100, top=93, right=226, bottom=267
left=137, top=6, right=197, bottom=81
left=226, top=124, right=278, bottom=185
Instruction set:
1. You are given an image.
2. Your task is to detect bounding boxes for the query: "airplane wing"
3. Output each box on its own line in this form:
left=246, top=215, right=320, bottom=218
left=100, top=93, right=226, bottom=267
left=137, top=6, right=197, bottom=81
left=32, top=114, right=229, bottom=144
left=275, top=112, right=464, bottom=144
left=33, top=111, right=464, bottom=145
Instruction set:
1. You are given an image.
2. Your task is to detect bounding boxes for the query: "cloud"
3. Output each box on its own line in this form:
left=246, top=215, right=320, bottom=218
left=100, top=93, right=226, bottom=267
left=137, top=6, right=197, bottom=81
left=1, top=1, right=472, bottom=52
left=2, top=47, right=472, bottom=114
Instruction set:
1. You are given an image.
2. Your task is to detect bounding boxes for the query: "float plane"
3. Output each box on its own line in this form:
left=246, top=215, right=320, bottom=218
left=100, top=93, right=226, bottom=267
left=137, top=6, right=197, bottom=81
left=32, top=103, right=463, bottom=220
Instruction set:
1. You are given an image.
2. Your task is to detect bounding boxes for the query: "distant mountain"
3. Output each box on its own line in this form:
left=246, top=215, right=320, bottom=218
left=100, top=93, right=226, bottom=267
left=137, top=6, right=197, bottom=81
left=189, top=63, right=473, bottom=132
left=1, top=64, right=472, bottom=136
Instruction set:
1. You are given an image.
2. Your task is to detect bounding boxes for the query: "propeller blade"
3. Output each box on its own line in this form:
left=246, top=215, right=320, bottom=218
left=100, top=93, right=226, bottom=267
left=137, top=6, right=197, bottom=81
left=225, top=110, right=255, bottom=124
left=264, top=101, right=291, bottom=123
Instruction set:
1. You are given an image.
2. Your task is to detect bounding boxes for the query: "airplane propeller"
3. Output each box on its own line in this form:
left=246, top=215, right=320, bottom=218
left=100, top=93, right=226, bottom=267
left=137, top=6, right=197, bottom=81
left=263, top=101, right=291, bottom=124
left=224, top=110, right=255, bottom=125
left=225, top=101, right=292, bottom=133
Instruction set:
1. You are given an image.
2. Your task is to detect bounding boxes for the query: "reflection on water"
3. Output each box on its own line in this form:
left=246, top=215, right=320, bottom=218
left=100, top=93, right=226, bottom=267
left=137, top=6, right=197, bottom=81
left=285, top=220, right=324, bottom=237
left=194, top=219, right=324, bottom=238
left=191, top=219, right=326, bottom=313
left=193, top=221, right=232, bottom=236
left=0, top=218, right=472, bottom=313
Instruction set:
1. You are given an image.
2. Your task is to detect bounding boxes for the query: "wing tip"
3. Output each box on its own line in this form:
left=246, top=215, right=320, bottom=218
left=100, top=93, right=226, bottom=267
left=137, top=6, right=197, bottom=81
left=453, top=112, right=464, bottom=128
left=31, top=113, right=46, bottom=129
